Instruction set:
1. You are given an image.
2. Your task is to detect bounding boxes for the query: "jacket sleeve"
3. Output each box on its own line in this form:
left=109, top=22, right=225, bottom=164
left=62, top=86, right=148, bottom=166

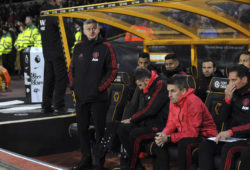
left=162, top=104, right=177, bottom=135
left=170, top=101, right=204, bottom=143
left=98, top=42, right=117, bottom=92
left=229, top=123, right=250, bottom=138
left=131, top=80, right=168, bottom=123
left=218, top=97, right=233, bottom=122
left=68, top=56, right=74, bottom=89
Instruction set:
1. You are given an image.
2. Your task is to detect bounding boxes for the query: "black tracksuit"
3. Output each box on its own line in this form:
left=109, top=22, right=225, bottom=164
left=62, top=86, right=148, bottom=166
left=117, top=75, right=169, bottom=169
left=199, top=82, right=250, bottom=170
left=40, top=4, right=68, bottom=110
left=69, top=35, right=117, bottom=159
left=160, top=64, right=186, bottom=79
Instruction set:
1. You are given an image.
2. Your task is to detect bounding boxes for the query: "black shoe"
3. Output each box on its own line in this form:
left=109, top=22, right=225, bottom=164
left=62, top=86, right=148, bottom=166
left=41, top=107, right=54, bottom=114
left=71, top=157, right=92, bottom=170
left=54, top=107, right=67, bottom=114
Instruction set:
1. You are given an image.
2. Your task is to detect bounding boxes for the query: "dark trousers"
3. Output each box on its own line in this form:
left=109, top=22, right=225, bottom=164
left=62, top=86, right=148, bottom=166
left=42, top=58, right=68, bottom=109
left=199, top=139, right=250, bottom=170
left=151, top=137, right=201, bottom=170
left=2, top=53, right=13, bottom=74
left=116, top=123, right=159, bottom=169
left=240, top=147, right=250, bottom=170
left=76, top=101, right=108, bottom=158
left=20, top=49, right=24, bottom=75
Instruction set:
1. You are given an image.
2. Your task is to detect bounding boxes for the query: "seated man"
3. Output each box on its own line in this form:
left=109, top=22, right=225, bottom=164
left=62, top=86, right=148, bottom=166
left=117, top=68, right=169, bottom=170
left=239, top=51, right=250, bottom=71
left=160, top=53, right=186, bottom=79
left=153, top=76, right=218, bottom=170
left=195, top=57, right=223, bottom=102
left=239, top=147, right=250, bottom=170
left=199, top=64, right=250, bottom=170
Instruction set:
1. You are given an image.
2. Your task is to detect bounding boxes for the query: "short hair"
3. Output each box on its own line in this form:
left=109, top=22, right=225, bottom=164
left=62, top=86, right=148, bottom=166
left=134, top=68, right=151, bottom=82
left=165, top=53, right=178, bottom=61
left=228, top=64, right=249, bottom=79
left=202, top=57, right=216, bottom=67
left=240, top=51, right=250, bottom=58
left=138, top=52, right=150, bottom=60
left=167, top=75, right=188, bottom=90
left=83, top=19, right=99, bottom=29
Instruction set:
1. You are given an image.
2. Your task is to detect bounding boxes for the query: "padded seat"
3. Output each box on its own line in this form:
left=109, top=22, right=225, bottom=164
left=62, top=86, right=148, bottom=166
left=205, top=77, right=228, bottom=132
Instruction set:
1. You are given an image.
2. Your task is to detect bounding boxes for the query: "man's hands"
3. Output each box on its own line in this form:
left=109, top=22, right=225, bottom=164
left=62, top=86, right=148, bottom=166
left=225, top=82, right=236, bottom=101
left=155, top=132, right=168, bottom=147
left=121, top=118, right=131, bottom=124
left=215, top=131, right=230, bottom=144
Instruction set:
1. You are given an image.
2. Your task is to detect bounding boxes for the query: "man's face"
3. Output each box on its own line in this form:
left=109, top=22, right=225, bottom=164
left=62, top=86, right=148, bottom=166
left=138, top=57, right=150, bottom=69
left=167, top=84, right=186, bottom=104
left=2, top=30, right=7, bottom=34
left=83, top=23, right=100, bottom=41
left=136, top=79, right=149, bottom=90
left=25, top=17, right=31, bottom=25
left=165, top=59, right=179, bottom=71
left=239, top=54, right=250, bottom=69
left=202, top=61, right=216, bottom=77
left=228, top=71, right=247, bottom=90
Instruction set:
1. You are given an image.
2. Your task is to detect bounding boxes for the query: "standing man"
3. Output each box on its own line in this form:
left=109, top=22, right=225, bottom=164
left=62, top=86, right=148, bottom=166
left=40, top=0, right=68, bottom=114
left=154, top=76, right=218, bottom=170
left=23, top=16, right=40, bottom=49
left=69, top=19, right=117, bottom=170
left=199, top=64, right=250, bottom=170
left=0, top=26, right=12, bottom=73
left=71, top=21, right=82, bottom=54
left=195, top=57, right=223, bottom=102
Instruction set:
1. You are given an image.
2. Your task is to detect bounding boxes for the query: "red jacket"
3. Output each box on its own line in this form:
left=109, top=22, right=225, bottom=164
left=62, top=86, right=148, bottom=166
left=162, top=88, right=218, bottom=143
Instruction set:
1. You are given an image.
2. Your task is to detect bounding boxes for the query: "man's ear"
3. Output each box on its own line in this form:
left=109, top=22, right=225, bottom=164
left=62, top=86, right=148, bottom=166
left=144, top=78, right=150, bottom=85
left=213, top=67, right=217, bottom=73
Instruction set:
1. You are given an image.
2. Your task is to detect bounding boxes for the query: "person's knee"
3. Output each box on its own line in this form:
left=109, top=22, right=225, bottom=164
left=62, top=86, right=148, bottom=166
left=199, top=140, right=214, bottom=154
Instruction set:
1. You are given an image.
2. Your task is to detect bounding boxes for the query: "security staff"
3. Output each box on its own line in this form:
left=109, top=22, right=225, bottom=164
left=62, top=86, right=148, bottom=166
left=71, top=21, right=82, bottom=54
left=23, top=16, right=40, bottom=48
left=39, top=0, right=68, bottom=114
left=0, top=26, right=13, bottom=73
left=14, top=24, right=25, bottom=76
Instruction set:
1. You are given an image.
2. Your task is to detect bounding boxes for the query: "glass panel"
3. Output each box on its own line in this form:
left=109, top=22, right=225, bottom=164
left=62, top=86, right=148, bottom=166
left=105, top=12, right=189, bottom=40
left=159, top=7, right=247, bottom=38
left=207, top=0, right=250, bottom=24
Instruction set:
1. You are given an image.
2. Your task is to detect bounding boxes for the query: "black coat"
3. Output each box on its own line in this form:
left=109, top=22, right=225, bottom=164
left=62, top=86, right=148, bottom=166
left=70, top=35, right=117, bottom=103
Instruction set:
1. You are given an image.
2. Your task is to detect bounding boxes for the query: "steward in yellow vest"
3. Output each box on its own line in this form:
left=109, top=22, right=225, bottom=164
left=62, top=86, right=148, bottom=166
left=71, top=22, right=82, bottom=54
left=22, top=16, right=40, bottom=48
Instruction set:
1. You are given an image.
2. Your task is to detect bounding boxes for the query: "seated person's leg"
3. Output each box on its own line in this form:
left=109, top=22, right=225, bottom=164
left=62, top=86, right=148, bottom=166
left=148, top=141, right=170, bottom=170
left=220, top=141, right=249, bottom=170
left=198, top=139, right=218, bottom=170
left=177, top=137, right=202, bottom=170
left=128, top=126, right=159, bottom=169
left=240, top=147, right=250, bottom=170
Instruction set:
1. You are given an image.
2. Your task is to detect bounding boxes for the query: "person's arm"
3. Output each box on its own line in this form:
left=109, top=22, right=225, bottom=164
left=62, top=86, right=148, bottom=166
left=98, top=42, right=117, bottom=92
left=218, top=82, right=236, bottom=122
left=130, top=80, right=168, bottom=123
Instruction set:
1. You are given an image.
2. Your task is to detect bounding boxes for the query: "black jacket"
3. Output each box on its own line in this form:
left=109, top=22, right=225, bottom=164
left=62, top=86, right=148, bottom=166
left=40, top=4, right=64, bottom=60
left=130, top=73, right=169, bottom=130
left=70, top=35, right=117, bottom=103
left=160, top=65, right=186, bottom=79
left=219, top=82, right=250, bottom=138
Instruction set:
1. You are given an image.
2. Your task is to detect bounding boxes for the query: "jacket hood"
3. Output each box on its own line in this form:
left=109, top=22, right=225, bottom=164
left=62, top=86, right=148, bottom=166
left=174, top=88, right=195, bottom=106
left=143, top=70, right=159, bottom=94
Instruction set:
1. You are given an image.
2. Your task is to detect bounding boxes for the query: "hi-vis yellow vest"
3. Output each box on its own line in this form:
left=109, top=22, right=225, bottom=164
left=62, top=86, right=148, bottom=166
left=22, top=24, right=39, bottom=48
left=14, top=32, right=25, bottom=51
left=0, top=32, right=12, bottom=55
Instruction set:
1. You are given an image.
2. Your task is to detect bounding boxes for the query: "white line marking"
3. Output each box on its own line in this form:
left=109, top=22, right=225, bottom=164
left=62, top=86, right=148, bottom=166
left=0, top=100, right=24, bottom=107
left=0, top=104, right=41, bottom=113
left=0, top=113, right=76, bottom=125
left=0, top=148, right=66, bottom=170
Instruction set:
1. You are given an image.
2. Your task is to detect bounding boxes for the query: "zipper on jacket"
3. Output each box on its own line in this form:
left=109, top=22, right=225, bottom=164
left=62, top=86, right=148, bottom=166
left=178, top=107, right=182, bottom=131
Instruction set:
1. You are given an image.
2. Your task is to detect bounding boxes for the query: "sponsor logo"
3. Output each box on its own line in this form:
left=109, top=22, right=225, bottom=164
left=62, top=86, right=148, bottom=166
left=242, top=98, right=249, bottom=110
left=214, top=81, right=227, bottom=89
left=34, top=88, right=40, bottom=93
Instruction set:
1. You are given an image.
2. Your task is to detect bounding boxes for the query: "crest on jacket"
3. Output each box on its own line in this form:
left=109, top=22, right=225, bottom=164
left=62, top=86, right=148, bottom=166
left=92, top=51, right=99, bottom=62
left=242, top=98, right=249, bottom=110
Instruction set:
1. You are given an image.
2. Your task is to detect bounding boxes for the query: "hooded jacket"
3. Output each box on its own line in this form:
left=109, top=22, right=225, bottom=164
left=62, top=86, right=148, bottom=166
left=130, top=71, right=170, bottom=130
left=69, top=34, right=117, bottom=103
left=162, top=88, right=218, bottom=143
left=220, top=82, right=250, bottom=138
